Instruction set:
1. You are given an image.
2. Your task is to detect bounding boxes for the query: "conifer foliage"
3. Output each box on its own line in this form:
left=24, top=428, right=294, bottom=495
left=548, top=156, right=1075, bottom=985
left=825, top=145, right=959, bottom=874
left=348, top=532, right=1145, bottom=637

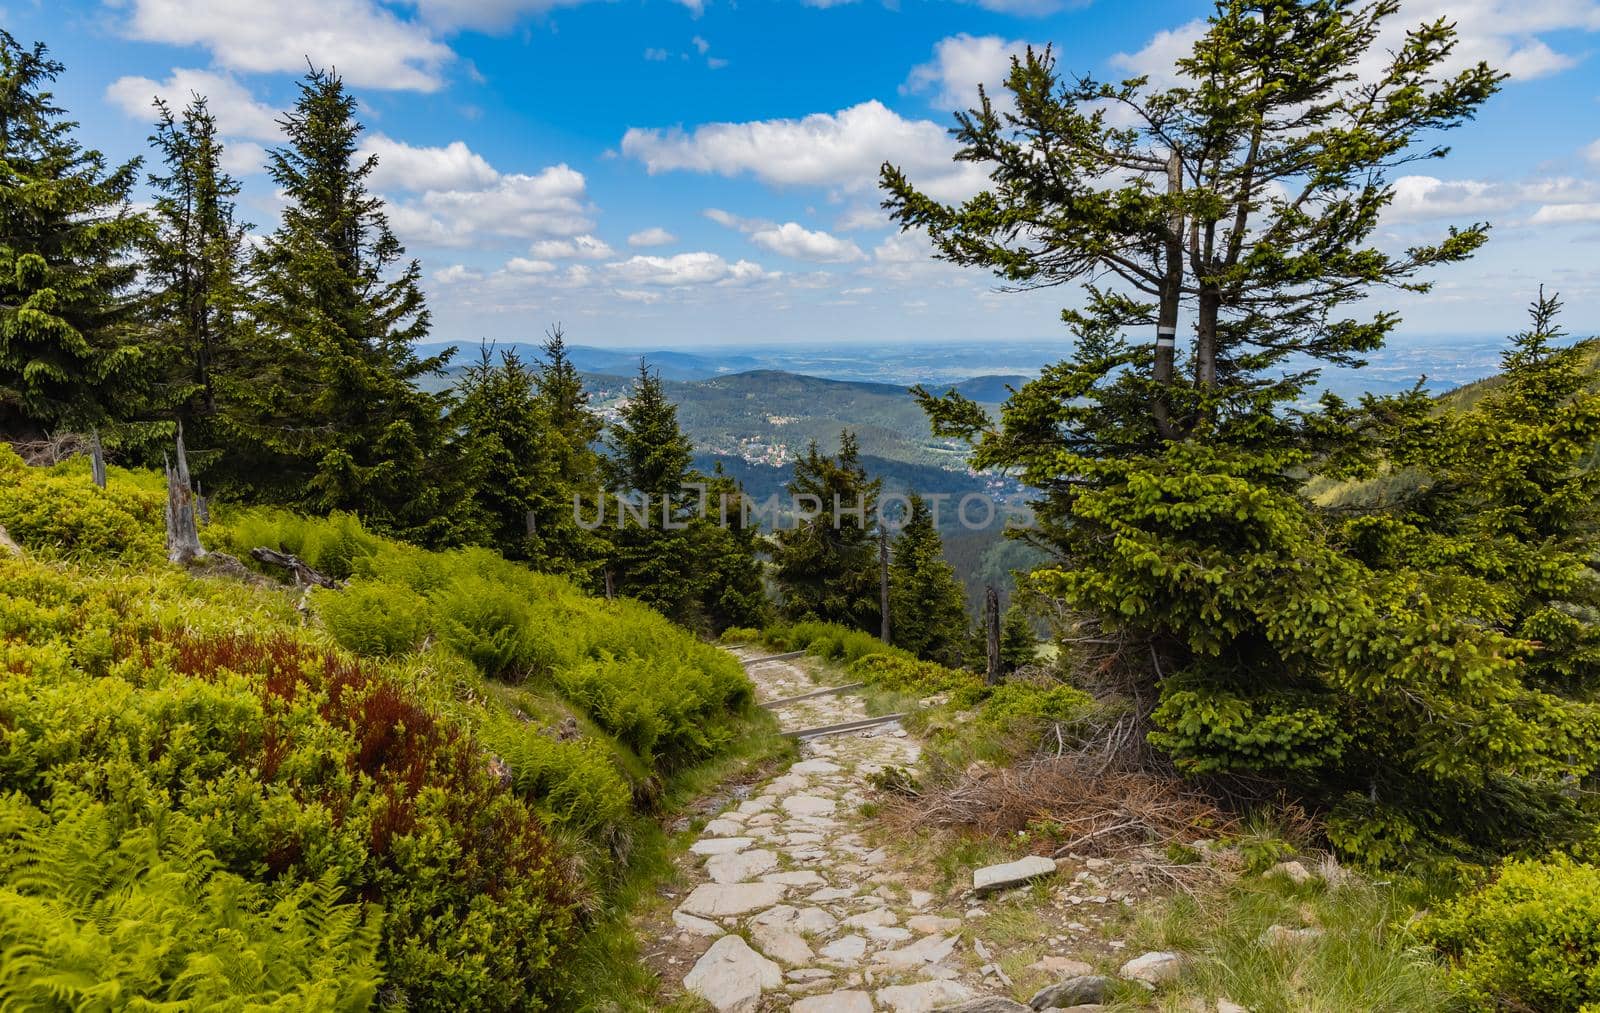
left=230, top=67, right=452, bottom=536
left=0, top=33, right=150, bottom=434
left=772, top=432, right=883, bottom=632
left=888, top=492, right=970, bottom=667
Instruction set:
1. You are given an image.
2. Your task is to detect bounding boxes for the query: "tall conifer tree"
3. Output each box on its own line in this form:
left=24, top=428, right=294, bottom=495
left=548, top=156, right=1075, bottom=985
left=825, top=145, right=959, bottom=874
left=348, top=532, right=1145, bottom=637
left=232, top=66, right=452, bottom=535
left=889, top=492, right=970, bottom=666
left=772, top=432, right=882, bottom=631
left=0, top=33, right=151, bottom=435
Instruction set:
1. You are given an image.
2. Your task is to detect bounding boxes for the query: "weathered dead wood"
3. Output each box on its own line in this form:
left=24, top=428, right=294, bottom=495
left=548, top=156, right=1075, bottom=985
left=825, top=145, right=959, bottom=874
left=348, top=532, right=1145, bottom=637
left=0, top=525, right=21, bottom=558
left=249, top=547, right=341, bottom=589
left=89, top=430, right=106, bottom=489
left=164, top=423, right=206, bottom=564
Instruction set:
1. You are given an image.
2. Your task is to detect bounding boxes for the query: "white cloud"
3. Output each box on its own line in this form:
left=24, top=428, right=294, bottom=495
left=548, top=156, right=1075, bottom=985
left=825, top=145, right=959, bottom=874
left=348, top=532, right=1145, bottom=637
left=527, top=234, right=615, bottom=259
left=748, top=222, right=864, bottom=262
left=605, top=252, right=772, bottom=287
left=622, top=100, right=989, bottom=201
left=1109, top=19, right=1206, bottom=86
left=105, top=68, right=283, bottom=139
left=644, top=47, right=669, bottom=61
left=434, top=264, right=483, bottom=283
left=627, top=226, right=677, bottom=247
left=1530, top=202, right=1600, bottom=224
left=692, top=35, right=711, bottom=54
left=219, top=140, right=269, bottom=176
left=387, top=164, right=593, bottom=247
left=360, top=134, right=499, bottom=192
left=505, top=257, right=558, bottom=274
left=1388, top=174, right=1600, bottom=222
left=121, top=0, right=454, bottom=92
left=904, top=33, right=1034, bottom=111
left=1586, top=138, right=1600, bottom=165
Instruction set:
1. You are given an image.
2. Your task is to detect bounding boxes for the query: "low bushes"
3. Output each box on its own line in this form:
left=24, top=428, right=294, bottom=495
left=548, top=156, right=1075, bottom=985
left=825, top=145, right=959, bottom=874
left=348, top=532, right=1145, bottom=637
left=1419, top=854, right=1600, bottom=1011
left=1, top=468, right=772, bottom=1008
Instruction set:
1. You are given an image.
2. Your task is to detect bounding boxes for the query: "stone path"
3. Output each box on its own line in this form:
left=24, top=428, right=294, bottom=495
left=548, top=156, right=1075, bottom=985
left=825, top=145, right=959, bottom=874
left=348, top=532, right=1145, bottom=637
left=671, top=650, right=985, bottom=1013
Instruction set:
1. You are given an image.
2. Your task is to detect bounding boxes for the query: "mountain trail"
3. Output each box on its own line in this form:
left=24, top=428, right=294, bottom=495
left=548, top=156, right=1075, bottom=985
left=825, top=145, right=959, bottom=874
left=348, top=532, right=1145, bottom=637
left=652, top=649, right=1002, bottom=1013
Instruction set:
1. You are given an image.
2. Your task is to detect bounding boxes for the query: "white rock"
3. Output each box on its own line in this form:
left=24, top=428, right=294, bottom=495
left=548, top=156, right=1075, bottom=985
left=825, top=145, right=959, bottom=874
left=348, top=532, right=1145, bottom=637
left=875, top=979, right=976, bottom=1011
left=793, top=990, right=873, bottom=1012
left=787, top=968, right=834, bottom=981
left=867, top=925, right=913, bottom=943
left=783, top=794, right=838, bottom=816
left=792, top=907, right=839, bottom=936
left=973, top=855, right=1057, bottom=893
left=881, top=933, right=959, bottom=969
left=909, top=890, right=934, bottom=909
left=820, top=934, right=868, bottom=963
left=1218, top=1001, right=1250, bottom=1013
left=1119, top=950, right=1184, bottom=986
left=691, top=837, right=754, bottom=856
left=706, top=848, right=778, bottom=884
left=1269, top=860, right=1314, bottom=884
left=907, top=914, right=962, bottom=935
left=738, top=798, right=774, bottom=815
left=844, top=908, right=899, bottom=929
left=808, top=887, right=857, bottom=903
left=671, top=910, right=722, bottom=937
left=764, top=870, right=827, bottom=887
left=683, top=934, right=782, bottom=1012
left=703, top=818, right=744, bottom=836
left=792, top=759, right=842, bottom=775
left=753, top=904, right=799, bottom=926
left=679, top=882, right=788, bottom=918
left=751, top=922, right=815, bottom=965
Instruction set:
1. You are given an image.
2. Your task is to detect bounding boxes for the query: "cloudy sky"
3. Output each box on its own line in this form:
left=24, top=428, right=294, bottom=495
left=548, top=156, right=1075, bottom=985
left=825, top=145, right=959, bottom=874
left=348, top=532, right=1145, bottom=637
left=15, top=0, right=1600, bottom=348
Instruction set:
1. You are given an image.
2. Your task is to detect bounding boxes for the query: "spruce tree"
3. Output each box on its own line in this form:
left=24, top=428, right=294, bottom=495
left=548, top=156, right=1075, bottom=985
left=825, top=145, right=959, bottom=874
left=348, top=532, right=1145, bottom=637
left=999, top=601, right=1036, bottom=674
left=694, top=464, right=772, bottom=632
left=144, top=95, right=249, bottom=468
left=772, top=432, right=882, bottom=630
left=605, top=363, right=699, bottom=623
left=882, top=1, right=1597, bottom=860
left=0, top=33, right=152, bottom=435
left=532, top=325, right=608, bottom=580
left=232, top=66, right=452, bottom=535
left=888, top=493, right=970, bottom=666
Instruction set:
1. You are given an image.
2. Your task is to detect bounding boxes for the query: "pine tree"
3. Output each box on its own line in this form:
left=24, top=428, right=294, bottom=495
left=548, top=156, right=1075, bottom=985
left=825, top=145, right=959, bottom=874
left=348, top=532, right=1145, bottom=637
left=231, top=66, right=453, bottom=536
left=772, top=432, right=882, bottom=631
left=999, top=601, right=1035, bottom=674
left=889, top=493, right=970, bottom=666
left=605, top=363, right=699, bottom=623
left=0, top=33, right=152, bottom=436
left=532, top=325, right=608, bottom=580
left=694, top=464, right=771, bottom=632
left=144, top=95, right=249, bottom=469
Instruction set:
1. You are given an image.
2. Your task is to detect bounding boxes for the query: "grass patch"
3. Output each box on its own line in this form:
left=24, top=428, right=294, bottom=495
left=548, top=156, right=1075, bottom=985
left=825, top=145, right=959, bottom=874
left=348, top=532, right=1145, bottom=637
left=1129, top=866, right=1468, bottom=1013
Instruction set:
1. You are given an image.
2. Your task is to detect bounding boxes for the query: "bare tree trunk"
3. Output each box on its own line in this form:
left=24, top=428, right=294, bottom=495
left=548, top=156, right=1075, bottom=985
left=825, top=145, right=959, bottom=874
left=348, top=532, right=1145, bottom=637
left=89, top=429, right=107, bottom=489
left=879, top=527, right=891, bottom=644
left=604, top=568, right=615, bottom=601
left=985, top=585, right=1001, bottom=686
left=164, top=422, right=206, bottom=564
left=250, top=547, right=338, bottom=588
left=1153, top=150, right=1183, bottom=440
left=1195, top=286, right=1221, bottom=392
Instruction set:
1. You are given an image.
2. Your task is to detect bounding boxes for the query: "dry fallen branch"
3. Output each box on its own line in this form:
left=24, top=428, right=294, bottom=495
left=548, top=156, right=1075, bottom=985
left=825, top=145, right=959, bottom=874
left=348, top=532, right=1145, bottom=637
left=891, top=753, right=1238, bottom=857
left=249, top=547, right=342, bottom=589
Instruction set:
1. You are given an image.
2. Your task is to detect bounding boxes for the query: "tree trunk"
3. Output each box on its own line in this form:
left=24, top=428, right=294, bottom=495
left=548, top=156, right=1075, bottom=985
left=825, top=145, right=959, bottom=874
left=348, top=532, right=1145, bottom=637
left=1194, top=286, right=1221, bottom=392
left=250, top=547, right=338, bottom=588
left=164, top=422, right=206, bottom=564
left=879, top=527, right=891, bottom=644
left=89, top=429, right=107, bottom=489
left=1153, top=150, right=1183, bottom=440
left=985, top=585, right=1001, bottom=686
left=604, top=568, right=615, bottom=601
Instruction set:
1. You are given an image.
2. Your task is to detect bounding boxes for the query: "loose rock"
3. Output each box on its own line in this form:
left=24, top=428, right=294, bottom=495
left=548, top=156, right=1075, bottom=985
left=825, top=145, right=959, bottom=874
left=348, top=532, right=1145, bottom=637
left=1118, top=950, right=1184, bottom=986
left=1028, top=974, right=1112, bottom=1009
left=682, top=934, right=781, bottom=1012
left=973, top=855, right=1057, bottom=893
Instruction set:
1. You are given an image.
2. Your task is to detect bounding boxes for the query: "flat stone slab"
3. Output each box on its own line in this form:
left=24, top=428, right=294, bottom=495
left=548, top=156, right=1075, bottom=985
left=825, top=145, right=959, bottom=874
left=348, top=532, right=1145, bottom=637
left=691, top=837, right=754, bottom=856
left=706, top=848, right=778, bottom=884
left=782, top=794, right=838, bottom=816
left=793, top=990, right=873, bottom=1012
left=672, top=910, right=722, bottom=937
left=751, top=921, right=814, bottom=965
left=703, top=818, right=744, bottom=836
left=679, top=882, right=788, bottom=918
left=973, top=855, right=1056, bottom=893
left=881, top=932, right=960, bottom=969
left=1119, top=950, right=1183, bottom=985
left=819, top=934, right=868, bottom=963
left=792, top=759, right=842, bottom=775
left=763, top=870, right=826, bottom=887
left=683, top=934, right=781, bottom=1012
left=876, top=979, right=976, bottom=1011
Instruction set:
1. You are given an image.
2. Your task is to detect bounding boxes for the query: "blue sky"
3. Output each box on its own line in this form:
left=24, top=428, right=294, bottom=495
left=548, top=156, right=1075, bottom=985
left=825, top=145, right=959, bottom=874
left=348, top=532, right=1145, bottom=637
left=12, top=0, right=1600, bottom=349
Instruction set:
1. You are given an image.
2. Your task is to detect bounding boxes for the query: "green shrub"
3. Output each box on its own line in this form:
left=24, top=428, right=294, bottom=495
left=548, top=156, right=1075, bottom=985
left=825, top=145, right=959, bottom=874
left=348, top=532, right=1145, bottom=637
left=848, top=652, right=981, bottom=696
left=210, top=508, right=382, bottom=580
left=429, top=575, right=546, bottom=680
left=977, top=680, right=1093, bottom=728
left=315, top=581, right=429, bottom=657
left=1419, top=854, right=1600, bottom=1011
left=0, top=452, right=163, bottom=565
left=481, top=718, right=633, bottom=836
left=718, top=626, right=761, bottom=644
